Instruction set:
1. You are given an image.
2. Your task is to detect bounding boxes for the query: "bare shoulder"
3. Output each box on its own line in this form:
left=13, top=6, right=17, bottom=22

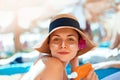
left=33, top=56, right=64, bottom=80
left=34, top=55, right=63, bottom=66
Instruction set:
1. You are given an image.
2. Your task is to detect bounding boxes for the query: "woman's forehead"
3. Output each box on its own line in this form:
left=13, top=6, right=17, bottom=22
left=50, top=28, right=79, bottom=37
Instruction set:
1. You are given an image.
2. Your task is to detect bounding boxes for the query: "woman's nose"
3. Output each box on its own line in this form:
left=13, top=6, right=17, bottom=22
left=61, top=41, right=67, bottom=48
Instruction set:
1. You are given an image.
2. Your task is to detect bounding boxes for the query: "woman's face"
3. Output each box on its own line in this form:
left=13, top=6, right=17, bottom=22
left=49, top=28, right=79, bottom=62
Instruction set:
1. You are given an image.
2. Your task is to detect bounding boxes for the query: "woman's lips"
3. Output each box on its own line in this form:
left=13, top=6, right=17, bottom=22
left=58, top=52, right=69, bottom=55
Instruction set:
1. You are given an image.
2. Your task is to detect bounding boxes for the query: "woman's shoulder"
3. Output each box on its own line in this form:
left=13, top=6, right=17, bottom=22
left=35, top=55, right=62, bottom=66
left=21, top=55, right=50, bottom=80
left=34, top=54, right=50, bottom=64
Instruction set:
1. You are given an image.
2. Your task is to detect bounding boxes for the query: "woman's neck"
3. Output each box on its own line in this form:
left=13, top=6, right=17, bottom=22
left=62, top=61, right=69, bottom=68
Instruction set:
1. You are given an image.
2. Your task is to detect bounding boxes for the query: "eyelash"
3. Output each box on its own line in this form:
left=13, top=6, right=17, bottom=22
left=51, top=37, right=77, bottom=44
left=53, top=38, right=74, bottom=41
left=53, top=38, right=60, bottom=41
left=68, top=38, right=74, bottom=41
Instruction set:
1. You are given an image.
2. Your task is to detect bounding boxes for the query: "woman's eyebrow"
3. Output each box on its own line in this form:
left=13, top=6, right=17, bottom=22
left=67, top=34, right=77, bottom=37
left=51, top=34, right=77, bottom=37
left=51, top=35, right=60, bottom=37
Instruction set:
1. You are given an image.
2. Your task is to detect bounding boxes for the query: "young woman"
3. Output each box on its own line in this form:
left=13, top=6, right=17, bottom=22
left=21, top=13, right=98, bottom=80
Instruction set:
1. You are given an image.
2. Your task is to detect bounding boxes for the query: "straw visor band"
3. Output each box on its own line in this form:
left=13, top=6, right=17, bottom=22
left=49, top=17, right=82, bottom=32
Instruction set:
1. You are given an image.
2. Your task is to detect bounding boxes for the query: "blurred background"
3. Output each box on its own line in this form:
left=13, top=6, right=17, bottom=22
left=0, top=0, right=120, bottom=80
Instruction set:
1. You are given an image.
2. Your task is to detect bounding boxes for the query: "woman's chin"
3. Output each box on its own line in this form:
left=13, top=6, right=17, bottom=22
left=59, top=58, right=71, bottom=63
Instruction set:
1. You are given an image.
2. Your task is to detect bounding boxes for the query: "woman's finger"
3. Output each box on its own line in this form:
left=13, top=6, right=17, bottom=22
left=83, top=68, right=98, bottom=80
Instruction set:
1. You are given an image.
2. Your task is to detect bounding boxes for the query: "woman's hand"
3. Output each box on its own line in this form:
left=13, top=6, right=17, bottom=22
left=70, top=57, right=98, bottom=80
left=70, top=57, right=79, bottom=72
left=83, top=68, right=98, bottom=80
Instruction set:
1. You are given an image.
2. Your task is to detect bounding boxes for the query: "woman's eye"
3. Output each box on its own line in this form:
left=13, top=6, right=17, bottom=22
left=54, top=38, right=59, bottom=41
left=68, top=38, right=74, bottom=41
left=52, top=38, right=60, bottom=42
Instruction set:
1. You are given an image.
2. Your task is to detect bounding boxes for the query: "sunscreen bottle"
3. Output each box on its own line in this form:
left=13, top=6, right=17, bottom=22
left=68, top=63, right=92, bottom=80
